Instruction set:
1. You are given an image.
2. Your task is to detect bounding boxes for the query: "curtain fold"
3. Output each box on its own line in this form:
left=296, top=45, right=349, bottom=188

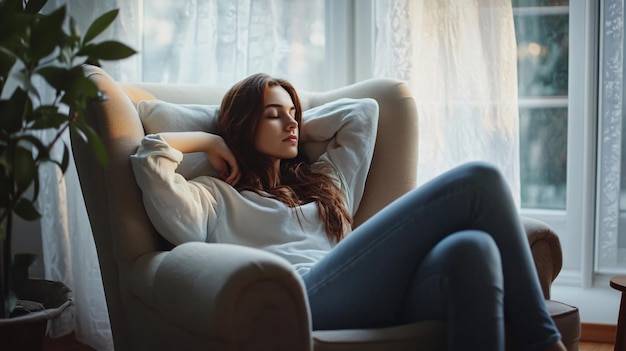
left=374, top=0, right=521, bottom=201
left=37, top=1, right=520, bottom=349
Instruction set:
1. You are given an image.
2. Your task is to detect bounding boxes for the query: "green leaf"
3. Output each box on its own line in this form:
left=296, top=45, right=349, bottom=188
left=30, top=109, right=68, bottom=130
left=0, top=49, right=17, bottom=86
left=12, top=85, right=31, bottom=118
left=69, top=16, right=80, bottom=39
left=0, top=98, right=21, bottom=134
left=24, top=0, right=47, bottom=14
left=66, top=16, right=81, bottom=51
left=30, top=5, right=66, bottom=61
left=0, top=7, right=32, bottom=45
left=0, top=88, right=30, bottom=133
left=61, top=69, right=99, bottom=105
left=71, top=122, right=108, bottom=167
left=82, top=9, right=119, bottom=44
left=13, top=198, right=41, bottom=221
left=12, top=145, right=37, bottom=194
left=54, top=143, right=70, bottom=174
left=36, top=65, right=68, bottom=91
left=0, top=0, right=23, bottom=14
left=77, top=41, right=137, bottom=61
left=16, top=134, right=47, bottom=160
left=37, top=66, right=100, bottom=109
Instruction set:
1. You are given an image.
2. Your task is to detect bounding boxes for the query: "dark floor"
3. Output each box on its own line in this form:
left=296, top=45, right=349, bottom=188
left=43, top=333, right=95, bottom=351
left=42, top=334, right=611, bottom=351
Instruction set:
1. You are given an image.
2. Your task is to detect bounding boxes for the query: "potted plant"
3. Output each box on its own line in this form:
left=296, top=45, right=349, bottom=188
left=0, top=0, right=135, bottom=345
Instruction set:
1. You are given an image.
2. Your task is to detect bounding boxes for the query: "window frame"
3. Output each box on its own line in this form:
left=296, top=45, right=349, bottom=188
left=517, top=1, right=599, bottom=288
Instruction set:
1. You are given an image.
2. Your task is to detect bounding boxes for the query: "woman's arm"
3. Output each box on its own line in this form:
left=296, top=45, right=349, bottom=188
left=131, top=134, right=220, bottom=244
left=160, top=131, right=240, bottom=185
left=300, top=98, right=379, bottom=214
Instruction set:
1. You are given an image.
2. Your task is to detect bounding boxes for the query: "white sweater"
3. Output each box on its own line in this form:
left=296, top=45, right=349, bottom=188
left=131, top=98, right=378, bottom=275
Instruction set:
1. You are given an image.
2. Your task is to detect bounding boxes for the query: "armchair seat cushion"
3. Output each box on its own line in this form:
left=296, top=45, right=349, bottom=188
left=313, top=321, right=446, bottom=351
left=312, top=301, right=580, bottom=351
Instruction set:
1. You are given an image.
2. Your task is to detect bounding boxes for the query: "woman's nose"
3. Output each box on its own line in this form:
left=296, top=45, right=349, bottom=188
left=286, top=116, right=297, bottom=130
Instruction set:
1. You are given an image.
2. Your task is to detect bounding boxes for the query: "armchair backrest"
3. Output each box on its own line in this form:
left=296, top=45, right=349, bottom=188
left=72, top=64, right=418, bottom=350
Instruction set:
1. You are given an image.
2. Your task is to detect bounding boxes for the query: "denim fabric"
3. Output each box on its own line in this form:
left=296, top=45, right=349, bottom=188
left=301, top=162, right=561, bottom=351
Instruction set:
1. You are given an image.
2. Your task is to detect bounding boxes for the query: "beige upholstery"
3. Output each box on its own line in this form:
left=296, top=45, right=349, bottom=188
left=72, top=64, right=580, bottom=351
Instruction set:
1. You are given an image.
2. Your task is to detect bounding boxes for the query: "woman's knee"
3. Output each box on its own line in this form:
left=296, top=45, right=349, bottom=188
left=457, top=161, right=506, bottom=189
left=434, top=230, right=503, bottom=280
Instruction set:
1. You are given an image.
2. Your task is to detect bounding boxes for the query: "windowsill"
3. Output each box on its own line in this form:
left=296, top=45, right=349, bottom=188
left=551, top=274, right=621, bottom=324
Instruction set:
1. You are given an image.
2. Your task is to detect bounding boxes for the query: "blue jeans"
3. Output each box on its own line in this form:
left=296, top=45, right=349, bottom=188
left=301, top=162, right=561, bottom=351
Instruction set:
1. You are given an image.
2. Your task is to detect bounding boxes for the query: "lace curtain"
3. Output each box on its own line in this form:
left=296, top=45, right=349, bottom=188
left=597, top=0, right=626, bottom=273
left=37, top=0, right=520, bottom=349
left=374, top=0, right=520, bottom=198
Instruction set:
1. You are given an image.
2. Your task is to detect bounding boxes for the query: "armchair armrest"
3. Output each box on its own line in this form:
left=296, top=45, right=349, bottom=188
left=129, top=242, right=312, bottom=351
left=521, top=216, right=563, bottom=300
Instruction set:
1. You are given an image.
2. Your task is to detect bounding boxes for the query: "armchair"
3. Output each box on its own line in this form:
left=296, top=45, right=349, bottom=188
left=72, top=65, right=580, bottom=350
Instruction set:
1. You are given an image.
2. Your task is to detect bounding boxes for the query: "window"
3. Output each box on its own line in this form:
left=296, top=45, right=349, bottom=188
left=514, top=1, right=626, bottom=279
left=514, top=1, right=609, bottom=284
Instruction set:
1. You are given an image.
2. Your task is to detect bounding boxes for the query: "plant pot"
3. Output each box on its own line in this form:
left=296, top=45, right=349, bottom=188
left=0, top=279, right=73, bottom=351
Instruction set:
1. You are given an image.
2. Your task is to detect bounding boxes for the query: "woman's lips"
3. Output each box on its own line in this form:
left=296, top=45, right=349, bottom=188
left=283, top=135, right=298, bottom=142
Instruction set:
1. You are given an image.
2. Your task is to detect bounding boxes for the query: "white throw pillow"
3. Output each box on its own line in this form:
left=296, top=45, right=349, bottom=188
left=137, top=100, right=220, bottom=134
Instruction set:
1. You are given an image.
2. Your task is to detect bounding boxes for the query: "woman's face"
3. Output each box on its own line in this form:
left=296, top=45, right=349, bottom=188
left=254, top=85, right=299, bottom=162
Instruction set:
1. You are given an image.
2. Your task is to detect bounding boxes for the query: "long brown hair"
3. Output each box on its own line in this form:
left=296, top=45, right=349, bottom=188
left=217, top=73, right=352, bottom=243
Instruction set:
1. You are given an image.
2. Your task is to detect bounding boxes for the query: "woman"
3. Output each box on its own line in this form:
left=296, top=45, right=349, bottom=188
left=131, top=73, right=566, bottom=351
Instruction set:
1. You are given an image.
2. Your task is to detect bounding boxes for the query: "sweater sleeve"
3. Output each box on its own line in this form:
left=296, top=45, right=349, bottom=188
left=130, top=134, right=220, bottom=244
left=301, top=98, right=379, bottom=215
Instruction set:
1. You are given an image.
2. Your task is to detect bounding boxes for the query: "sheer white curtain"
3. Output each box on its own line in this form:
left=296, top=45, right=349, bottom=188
left=38, top=0, right=519, bottom=349
left=374, top=0, right=521, bottom=198
left=136, top=0, right=325, bottom=88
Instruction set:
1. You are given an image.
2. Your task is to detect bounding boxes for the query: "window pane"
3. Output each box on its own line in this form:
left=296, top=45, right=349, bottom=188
left=515, top=13, right=569, bottom=97
left=514, top=5, right=569, bottom=210
left=519, top=107, right=568, bottom=209
left=512, top=0, right=569, bottom=7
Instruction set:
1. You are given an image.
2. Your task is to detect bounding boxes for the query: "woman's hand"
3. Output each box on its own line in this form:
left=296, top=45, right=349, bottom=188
left=159, top=132, right=240, bottom=186
left=204, top=134, right=240, bottom=186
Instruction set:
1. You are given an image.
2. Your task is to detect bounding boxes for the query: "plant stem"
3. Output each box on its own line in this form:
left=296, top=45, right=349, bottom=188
left=0, top=211, right=13, bottom=319
left=46, top=122, right=70, bottom=155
